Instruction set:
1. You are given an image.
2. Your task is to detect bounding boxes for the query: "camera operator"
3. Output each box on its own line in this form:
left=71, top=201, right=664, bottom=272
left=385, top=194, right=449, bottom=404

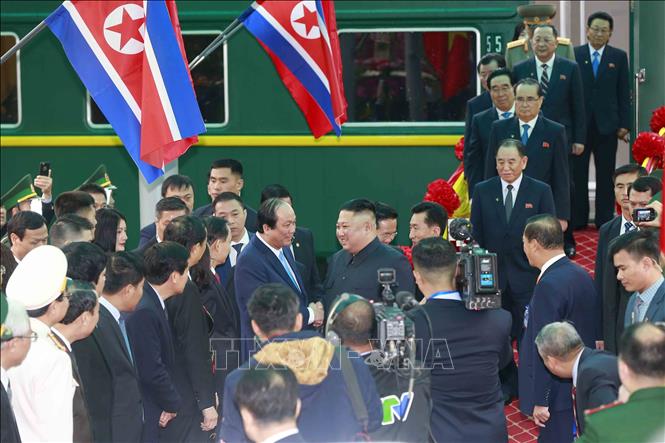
left=328, top=293, right=432, bottom=442
left=409, top=237, right=513, bottom=443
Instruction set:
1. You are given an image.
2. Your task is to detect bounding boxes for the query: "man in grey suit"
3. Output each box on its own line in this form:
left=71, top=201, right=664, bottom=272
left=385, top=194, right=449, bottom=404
left=610, top=230, right=665, bottom=326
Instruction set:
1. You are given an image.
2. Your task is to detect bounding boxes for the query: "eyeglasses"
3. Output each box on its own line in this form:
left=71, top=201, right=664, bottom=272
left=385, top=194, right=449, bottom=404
left=15, top=332, right=38, bottom=342
left=589, top=27, right=610, bottom=34
left=515, top=97, right=540, bottom=103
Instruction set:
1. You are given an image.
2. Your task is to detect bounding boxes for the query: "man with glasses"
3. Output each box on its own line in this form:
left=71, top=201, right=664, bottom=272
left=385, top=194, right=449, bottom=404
left=485, top=78, right=570, bottom=234
left=5, top=245, right=74, bottom=442
left=574, top=11, right=631, bottom=230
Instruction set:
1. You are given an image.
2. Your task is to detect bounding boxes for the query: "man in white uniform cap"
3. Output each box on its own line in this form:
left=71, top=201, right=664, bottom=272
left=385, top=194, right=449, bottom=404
left=6, top=245, right=75, bottom=442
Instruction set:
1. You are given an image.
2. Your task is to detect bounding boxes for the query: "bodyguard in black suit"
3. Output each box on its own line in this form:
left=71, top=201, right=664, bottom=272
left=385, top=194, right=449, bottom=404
left=535, top=322, right=619, bottom=436
left=410, top=237, right=512, bottom=443
left=485, top=80, right=570, bottom=222
left=574, top=12, right=630, bottom=228
left=519, top=216, right=599, bottom=443
left=135, top=197, right=189, bottom=252
left=463, top=53, right=506, bottom=146
left=472, top=139, right=556, bottom=338
left=127, top=242, right=191, bottom=442
left=73, top=252, right=145, bottom=443
left=465, top=68, right=516, bottom=195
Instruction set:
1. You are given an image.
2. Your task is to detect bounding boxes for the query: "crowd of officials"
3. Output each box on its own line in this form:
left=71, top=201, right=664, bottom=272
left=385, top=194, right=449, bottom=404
left=1, top=7, right=665, bottom=443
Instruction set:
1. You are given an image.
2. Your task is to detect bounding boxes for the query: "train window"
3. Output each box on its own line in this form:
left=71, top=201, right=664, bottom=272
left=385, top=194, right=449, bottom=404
left=339, top=29, right=479, bottom=126
left=1, top=33, right=21, bottom=127
left=88, top=31, right=227, bottom=127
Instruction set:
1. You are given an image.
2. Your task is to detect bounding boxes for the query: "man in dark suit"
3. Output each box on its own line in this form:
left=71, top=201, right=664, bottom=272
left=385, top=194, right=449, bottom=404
left=520, top=215, right=599, bottom=443
left=574, top=11, right=630, bottom=228
left=410, top=237, right=512, bottom=443
left=235, top=199, right=323, bottom=362
left=485, top=79, right=570, bottom=227
left=127, top=242, right=190, bottom=442
left=73, top=252, right=145, bottom=443
left=138, top=175, right=195, bottom=248
left=212, top=192, right=255, bottom=286
left=466, top=68, right=516, bottom=195
left=1, top=297, right=31, bottom=443
left=463, top=53, right=506, bottom=146
left=594, top=165, right=647, bottom=352
left=193, top=158, right=258, bottom=231
left=535, top=322, right=619, bottom=436
left=234, top=366, right=304, bottom=443
left=472, top=139, right=556, bottom=339
left=134, top=197, right=189, bottom=255
left=325, top=199, right=415, bottom=306
left=161, top=216, right=218, bottom=441
left=610, top=230, right=665, bottom=327
left=512, top=24, right=585, bottom=256
left=260, top=184, right=323, bottom=300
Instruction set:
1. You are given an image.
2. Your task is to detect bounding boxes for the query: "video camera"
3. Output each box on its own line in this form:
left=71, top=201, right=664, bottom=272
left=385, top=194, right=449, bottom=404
left=448, top=218, right=502, bottom=310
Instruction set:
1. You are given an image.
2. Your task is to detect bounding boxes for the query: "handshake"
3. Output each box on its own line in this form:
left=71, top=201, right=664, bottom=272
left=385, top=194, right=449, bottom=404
left=308, top=301, right=325, bottom=328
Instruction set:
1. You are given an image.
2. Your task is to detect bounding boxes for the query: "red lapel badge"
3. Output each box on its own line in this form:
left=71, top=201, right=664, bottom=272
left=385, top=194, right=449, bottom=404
left=542, top=141, right=550, bottom=149
left=525, top=203, right=534, bottom=209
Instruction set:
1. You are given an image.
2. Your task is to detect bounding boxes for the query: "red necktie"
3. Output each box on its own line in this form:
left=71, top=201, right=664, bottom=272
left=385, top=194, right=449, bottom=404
left=572, top=386, right=580, bottom=437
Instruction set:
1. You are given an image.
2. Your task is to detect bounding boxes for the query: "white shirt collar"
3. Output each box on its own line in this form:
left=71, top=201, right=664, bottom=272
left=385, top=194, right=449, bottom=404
left=572, top=348, right=584, bottom=387
left=257, top=232, right=283, bottom=258
left=518, top=115, right=539, bottom=129
left=50, top=326, right=72, bottom=352
left=588, top=43, right=605, bottom=59
left=537, top=53, right=555, bottom=69
left=99, top=296, right=121, bottom=324
left=232, top=228, right=250, bottom=247
left=261, top=428, right=300, bottom=443
left=1, top=367, right=9, bottom=391
left=620, top=214, right=637, bottom=235
left=496, top=103, right=516, bottom=119
left=229, top=228, right=251, bottom=266
left=149, top=283, right=167, bottom=311
left=538, top=253, right=567, bottom=280
left=500, top=173, right=523, bottom=200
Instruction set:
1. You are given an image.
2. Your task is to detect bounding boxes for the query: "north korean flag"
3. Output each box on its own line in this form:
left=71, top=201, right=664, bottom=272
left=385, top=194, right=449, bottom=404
left=240, top=0, right=347, bottom=138
left=46, top=1, right=205, bottom=183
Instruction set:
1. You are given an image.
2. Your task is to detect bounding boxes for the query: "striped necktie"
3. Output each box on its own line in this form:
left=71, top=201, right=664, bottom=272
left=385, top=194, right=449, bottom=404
left=592, top=51, right=600, bottom=77
left=540, top=64, right=549, bottom=95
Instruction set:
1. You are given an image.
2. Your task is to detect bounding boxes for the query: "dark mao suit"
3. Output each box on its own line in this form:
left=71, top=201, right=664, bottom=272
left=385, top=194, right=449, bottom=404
left=575, top=348, right=620, bottom=435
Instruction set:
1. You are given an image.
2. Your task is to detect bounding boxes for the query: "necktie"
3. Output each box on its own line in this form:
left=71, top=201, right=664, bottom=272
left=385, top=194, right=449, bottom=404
left=632, top=295, right=644, bottom=324
left=6, top=380, right=11, bottom=402
left=118, top=314, right=134, bottom=364
left=501, top=111, right=512, bottom=119
left=278, top=249, right=300, bottom=291
left=505, top=184, right=514, bottom=221
left=540, top=64, right=549, bottom=95
left=592, top=51, right=600, bottom=77
left=572, top=386, right=580, bottom=437
left=232, top=243, right=243, bottom=256
left=624, top=221, right=635, bottom=233
left=521, top=124, right=530, bottom=145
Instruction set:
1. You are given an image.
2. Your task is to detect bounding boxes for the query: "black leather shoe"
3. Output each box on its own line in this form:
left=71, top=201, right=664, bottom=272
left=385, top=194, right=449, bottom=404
left=565, top=246, right=576, bottom=258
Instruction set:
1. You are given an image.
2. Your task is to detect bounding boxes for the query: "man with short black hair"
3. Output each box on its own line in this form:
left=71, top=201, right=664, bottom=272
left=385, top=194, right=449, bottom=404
left=520, top=214, right=598, bottom=442
left=374, top=201, right=398, bottom=245
left=235, top=198, right=322, bottom=361
left=579, top=322, right=665, bottom=442
left=409, top=201, right=447, bottom=247
left=6, top=211, right=48, bottom=262
left=79, top=183, right=108, bottom=210
left=73, top=252, right=145, bottom=443
left=410, top=237, right=512, bottom=443
left=138, top=174, right=195, bottom=247
left=609, top=230, right=665, bottom=326
left=54, top=191, right=97, bottom=231
left=574, top=11, right=630, bottom=229
left=62, top=242, right=108, bottom=296
left=193, top=159, right=258, bottom=230
left=213, top=192, right=252, bottom=261
left=136, top=197, right=189, bottom=252
left=325, top=199, right=415, bottom=304
left=218, top=283, right=382, bottom=442
left=535, top=322, right=619, bottom=436
left=235, top=365, right=303, bottom=443
left=127, top=241, right=190, bottom=442
left=49, top=214, right=95, bottom=248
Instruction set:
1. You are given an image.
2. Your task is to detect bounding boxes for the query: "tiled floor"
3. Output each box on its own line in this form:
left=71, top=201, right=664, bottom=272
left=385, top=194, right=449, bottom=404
left=506, top=226, right=599, bottom=442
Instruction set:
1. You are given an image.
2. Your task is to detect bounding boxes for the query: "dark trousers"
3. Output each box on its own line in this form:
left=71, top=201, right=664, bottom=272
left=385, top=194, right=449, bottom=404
left=564, top=153, right=577, bottom=247
left=537, top=408, right=574, bottom=443
left=499, top=285, right=531, bottom=399
left=573, top=120, right=619, bottom=228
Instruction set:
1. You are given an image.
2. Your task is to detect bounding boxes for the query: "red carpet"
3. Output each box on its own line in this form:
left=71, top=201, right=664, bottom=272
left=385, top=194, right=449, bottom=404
left=505, top=226, right=599, bottom=442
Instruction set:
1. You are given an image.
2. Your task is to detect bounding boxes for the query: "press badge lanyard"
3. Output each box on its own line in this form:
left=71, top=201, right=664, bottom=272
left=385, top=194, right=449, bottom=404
left=428, top=290, right=462, bottom=301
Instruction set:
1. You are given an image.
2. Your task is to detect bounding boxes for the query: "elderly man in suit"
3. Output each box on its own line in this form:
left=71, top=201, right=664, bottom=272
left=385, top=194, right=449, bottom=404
left=609, top=230, right=665, bottom=327
left=513, top=24, right=585, bottom=257
left=465, top=68, right=516, bottom=196
left=574, top=11, right=630, bottom=229
left=520, top=215, right=599, bottom=443
left=235, top=198, right=324, bottom=362
left=535, top=322, right=619, bottom=437
left=485, top=79, right=570, bottom=230
left=463, top=53, right=506, bottom=147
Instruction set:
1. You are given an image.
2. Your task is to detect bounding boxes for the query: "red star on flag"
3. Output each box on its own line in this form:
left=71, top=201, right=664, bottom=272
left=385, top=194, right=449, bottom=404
left=107, top=7, right=145, bottom=50
left=295, top=5, right=318, bottom=36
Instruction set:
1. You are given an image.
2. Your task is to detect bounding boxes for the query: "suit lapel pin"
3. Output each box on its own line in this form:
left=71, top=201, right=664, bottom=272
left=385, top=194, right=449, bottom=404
left=525, top=203, right=533, bottom=209
left=542, top=141, right=550, bottom=149
left=560, top=74, right=567, bottom=80
left=584, top=60, right=589, bottom=64
left=495, top=197, right=500, bottom=202
left=295, top=242, right=300, bottom=248
left=609, top=63, right=616, bottom=68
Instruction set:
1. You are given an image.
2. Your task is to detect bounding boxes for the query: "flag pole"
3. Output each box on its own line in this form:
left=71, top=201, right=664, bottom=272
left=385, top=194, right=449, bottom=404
left=0, top=21, right=47, bottom=65
left=189, top=19, right=244, bottom=71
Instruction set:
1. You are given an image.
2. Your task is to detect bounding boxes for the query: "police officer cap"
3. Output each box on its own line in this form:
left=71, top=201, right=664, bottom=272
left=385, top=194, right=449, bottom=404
left=6, top=245, right=68, bottom=310
left=518, top=4, right=556, bottom=24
